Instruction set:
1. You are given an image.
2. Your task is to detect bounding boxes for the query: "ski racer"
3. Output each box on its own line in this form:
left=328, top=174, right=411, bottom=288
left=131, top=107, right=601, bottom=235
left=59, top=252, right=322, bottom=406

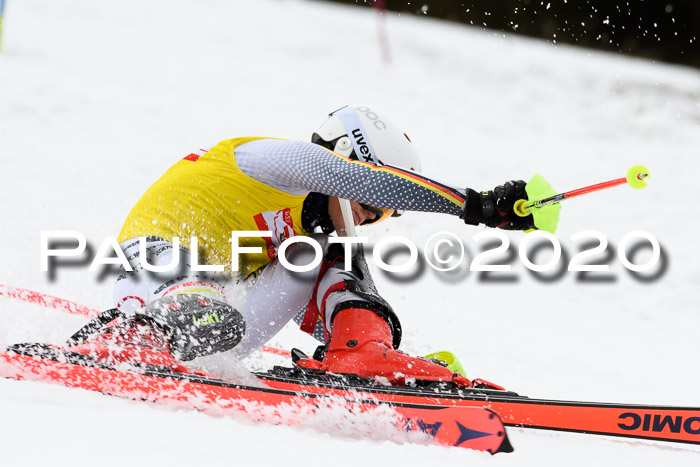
left=67, top=105, right=536, bottom=384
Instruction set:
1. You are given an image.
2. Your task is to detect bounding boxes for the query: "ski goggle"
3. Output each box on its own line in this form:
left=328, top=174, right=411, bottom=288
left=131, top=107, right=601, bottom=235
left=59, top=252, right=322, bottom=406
left=360, top=204, right=404, bottom=226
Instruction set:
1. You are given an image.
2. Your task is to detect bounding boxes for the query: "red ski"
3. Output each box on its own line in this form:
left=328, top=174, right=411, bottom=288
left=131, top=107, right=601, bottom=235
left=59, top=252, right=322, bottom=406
left=259, top=366, right=700, bottom=445
left=0, top=345, right=513, bottom=454
left=1, top=282, right=697, bottom=448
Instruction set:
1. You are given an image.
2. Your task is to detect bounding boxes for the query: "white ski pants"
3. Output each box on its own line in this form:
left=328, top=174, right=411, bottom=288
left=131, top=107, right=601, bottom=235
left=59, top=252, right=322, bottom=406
left=113, top=236, right=363, bottom=358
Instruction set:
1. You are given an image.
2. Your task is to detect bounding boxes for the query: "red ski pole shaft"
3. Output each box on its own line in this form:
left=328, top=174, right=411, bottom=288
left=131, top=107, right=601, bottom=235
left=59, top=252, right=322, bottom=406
left=562, top=177, right=628, bottom=200
left=514, top=165, right=649, bottom=216
left=526, top=177, right=627, bottom=211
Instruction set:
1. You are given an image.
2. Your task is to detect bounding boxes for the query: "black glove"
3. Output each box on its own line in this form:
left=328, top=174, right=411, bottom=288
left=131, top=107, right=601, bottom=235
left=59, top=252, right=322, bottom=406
left=461, top=180, right=537, bottom=231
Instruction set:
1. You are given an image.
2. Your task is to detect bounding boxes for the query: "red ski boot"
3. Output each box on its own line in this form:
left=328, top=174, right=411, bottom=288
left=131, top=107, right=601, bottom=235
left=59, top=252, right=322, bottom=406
left=320, top=306, right=456, bottom=384
left=297, top=244, right=475, bottom=387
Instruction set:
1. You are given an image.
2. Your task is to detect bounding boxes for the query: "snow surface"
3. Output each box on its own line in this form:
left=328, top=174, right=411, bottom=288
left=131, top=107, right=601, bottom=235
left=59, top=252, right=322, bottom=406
left=1, top=0, right=699, bottom=464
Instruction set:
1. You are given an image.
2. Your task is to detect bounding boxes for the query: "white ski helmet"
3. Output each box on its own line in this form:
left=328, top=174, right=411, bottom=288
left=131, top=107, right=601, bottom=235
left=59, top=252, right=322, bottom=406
left=312, top=105, right=421, bottom=172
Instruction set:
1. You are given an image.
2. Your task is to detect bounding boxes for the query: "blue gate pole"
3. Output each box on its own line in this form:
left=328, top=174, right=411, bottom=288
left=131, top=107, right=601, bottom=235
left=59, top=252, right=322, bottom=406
left=0, top=0, right=5, bottom=51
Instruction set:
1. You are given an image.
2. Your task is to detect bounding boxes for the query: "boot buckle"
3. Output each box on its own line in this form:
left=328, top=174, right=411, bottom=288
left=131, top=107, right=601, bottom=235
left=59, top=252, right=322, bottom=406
left=296, top=358, right=328, bottom=371
left=472, top=378, right=506, bottom=391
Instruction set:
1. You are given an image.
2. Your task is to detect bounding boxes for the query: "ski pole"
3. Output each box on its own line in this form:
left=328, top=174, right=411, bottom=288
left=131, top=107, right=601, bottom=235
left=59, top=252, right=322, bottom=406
left=514, top=164, right=649, bottom=217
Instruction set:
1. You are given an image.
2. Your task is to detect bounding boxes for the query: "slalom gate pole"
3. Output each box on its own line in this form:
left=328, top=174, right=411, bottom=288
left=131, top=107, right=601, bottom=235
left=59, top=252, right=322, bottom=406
left=514, top=164, right=649, bottom=217
left=374, top=0, right=391, bottom=64
left=0, top=0, right=5, bottom=52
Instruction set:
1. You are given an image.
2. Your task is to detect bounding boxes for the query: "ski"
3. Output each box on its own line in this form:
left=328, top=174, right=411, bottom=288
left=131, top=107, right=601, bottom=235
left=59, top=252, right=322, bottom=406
left=0, top=344, right=513, bottom=454
left=258, top=365, right=700, bottom=446
left=3, top=342, right=699, bottom=447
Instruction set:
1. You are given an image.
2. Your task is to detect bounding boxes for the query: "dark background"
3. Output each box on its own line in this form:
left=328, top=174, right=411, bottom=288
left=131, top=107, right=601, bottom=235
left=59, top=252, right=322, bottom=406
left=319, top=0, right=699, bottom=68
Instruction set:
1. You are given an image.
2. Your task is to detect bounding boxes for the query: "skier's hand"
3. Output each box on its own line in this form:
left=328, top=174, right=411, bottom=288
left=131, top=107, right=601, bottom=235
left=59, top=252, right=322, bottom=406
left=461, top=180, right=537, bottom=231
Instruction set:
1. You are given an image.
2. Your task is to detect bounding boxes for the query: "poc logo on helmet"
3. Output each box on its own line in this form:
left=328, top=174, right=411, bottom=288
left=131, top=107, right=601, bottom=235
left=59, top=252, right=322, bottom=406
left=357, top=106, right=387, bottom=131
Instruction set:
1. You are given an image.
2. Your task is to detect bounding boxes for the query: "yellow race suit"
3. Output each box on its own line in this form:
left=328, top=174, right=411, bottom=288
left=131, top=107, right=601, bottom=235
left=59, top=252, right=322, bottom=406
left=118, top=138, right=467, bottom=277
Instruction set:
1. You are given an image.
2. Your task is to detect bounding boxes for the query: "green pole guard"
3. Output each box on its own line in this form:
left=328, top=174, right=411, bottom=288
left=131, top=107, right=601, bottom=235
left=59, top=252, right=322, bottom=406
left=424, top=351, right=467, bottom=377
